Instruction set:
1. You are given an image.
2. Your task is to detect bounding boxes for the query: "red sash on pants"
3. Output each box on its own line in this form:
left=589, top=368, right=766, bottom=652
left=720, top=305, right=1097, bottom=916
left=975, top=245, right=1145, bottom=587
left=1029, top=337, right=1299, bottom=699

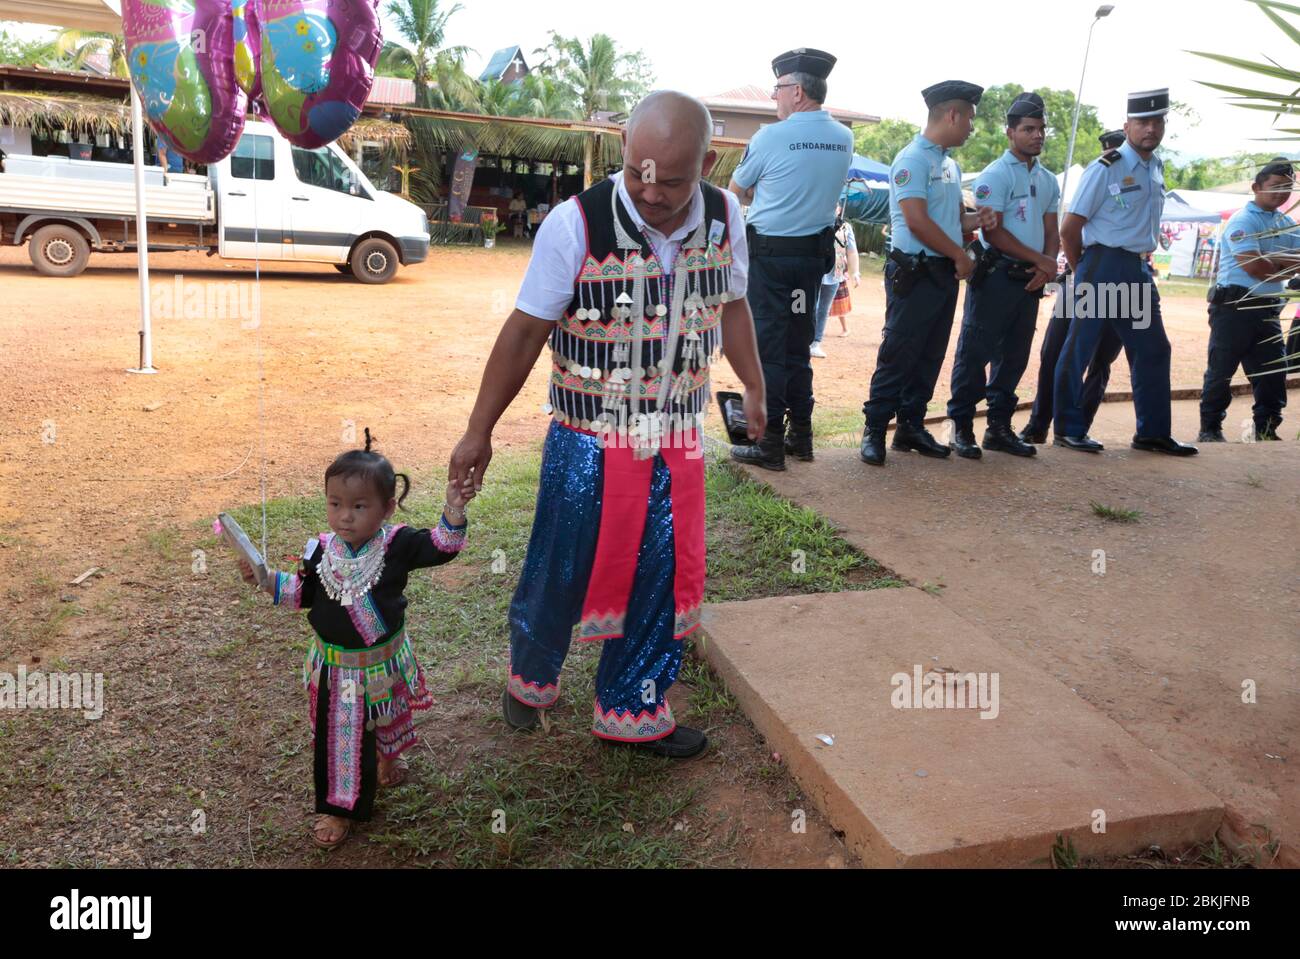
left=576, top=434, right=705, bottom=642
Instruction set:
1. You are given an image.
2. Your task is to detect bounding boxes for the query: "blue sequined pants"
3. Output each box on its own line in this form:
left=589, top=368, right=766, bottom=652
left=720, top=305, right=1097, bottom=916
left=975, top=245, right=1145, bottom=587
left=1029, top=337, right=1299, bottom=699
left=507, top=420, right=684, bottom=741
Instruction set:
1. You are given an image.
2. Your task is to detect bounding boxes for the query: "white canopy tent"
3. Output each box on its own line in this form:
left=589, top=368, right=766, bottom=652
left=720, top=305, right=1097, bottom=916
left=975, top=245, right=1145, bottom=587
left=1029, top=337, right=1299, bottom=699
left=1, top=0, right=156, bottom=373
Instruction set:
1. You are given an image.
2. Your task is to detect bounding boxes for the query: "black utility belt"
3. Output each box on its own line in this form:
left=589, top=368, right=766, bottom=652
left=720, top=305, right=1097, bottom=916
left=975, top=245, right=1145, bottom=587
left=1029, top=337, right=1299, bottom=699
left=889, top=249, right=956, bottom=273
left=1208, top=284, right=1282, bottom=308
left=1084, top=244, right=1146, bottom=260
left=747, top=225, right=831, bottom=256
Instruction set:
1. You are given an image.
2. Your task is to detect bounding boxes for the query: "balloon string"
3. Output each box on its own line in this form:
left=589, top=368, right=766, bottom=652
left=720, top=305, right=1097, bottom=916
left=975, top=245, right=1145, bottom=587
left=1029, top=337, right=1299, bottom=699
left=253, top=158, right=267, bottom=563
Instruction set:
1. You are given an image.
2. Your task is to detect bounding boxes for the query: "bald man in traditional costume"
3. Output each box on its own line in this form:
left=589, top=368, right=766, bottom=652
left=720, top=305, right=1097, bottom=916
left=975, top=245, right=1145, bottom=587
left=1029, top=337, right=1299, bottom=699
left=450, top=91, right=764, bottom=758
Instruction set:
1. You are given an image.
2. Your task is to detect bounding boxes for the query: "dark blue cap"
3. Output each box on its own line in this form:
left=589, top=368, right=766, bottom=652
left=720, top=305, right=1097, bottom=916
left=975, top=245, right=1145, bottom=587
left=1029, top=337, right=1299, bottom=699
left=922, top=80, right=984, bottom=109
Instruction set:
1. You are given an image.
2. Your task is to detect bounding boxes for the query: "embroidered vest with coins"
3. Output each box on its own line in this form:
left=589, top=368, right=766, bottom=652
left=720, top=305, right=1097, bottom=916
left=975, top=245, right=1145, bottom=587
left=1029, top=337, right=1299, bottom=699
left=544, top=177, right=734, bottom=457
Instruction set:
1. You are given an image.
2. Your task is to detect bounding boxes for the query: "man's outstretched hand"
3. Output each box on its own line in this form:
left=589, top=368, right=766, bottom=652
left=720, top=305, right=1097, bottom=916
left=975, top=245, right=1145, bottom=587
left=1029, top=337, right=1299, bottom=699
left=449, top=429, right=493, bottom=493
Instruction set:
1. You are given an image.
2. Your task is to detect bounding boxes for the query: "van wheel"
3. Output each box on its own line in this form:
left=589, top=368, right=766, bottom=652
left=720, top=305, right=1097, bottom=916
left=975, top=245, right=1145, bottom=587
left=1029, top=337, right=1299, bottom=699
left=350, top=238, right=398, bottom=284
left=30, top=224, right=90, bottom=277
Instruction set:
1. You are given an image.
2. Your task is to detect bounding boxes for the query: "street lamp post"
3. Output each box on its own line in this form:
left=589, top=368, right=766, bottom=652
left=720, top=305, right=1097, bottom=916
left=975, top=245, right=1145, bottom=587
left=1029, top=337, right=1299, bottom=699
left=1061, top=5, right=1115, bottom=209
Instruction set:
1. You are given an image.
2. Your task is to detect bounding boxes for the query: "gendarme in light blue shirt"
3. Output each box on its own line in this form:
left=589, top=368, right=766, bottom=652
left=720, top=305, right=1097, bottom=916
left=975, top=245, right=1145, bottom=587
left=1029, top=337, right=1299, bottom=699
left=972, top=149, right=1060, bottom=253
left=1215, top=200, right=1300, bottom=293
left=731, top=109, right=853, bottom=237
left=1068, top=139, right=1165, bottom=254
left=889, top=134, right=963, bottom=256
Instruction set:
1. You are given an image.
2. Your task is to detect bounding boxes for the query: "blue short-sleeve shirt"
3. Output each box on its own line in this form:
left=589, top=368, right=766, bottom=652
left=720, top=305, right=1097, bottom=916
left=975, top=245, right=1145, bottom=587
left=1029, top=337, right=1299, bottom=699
left=731, top=109, right=853, bottom=237
left=888, top=134, right=963, bottom=256
left=972, top=149, right=1060, bottom=253
left=1215, top=200, right=1300, bottom=293
left=1068, top=140, right=1165, bottom=254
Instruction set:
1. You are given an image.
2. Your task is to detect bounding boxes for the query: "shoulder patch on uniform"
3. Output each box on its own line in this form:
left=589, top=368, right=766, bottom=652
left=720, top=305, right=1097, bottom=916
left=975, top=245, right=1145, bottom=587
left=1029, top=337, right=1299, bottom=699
left=894, top=169, right=911, bottom=186
left=1229, top=228, right=1246, bottom=242
left=1098, top=149, right=1122, bottom=167
left=975, top=184, right=992, bottom=200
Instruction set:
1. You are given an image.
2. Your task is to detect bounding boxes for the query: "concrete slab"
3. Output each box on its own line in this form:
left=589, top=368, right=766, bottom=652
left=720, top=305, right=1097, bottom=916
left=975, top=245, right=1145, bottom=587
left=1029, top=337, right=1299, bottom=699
left=732, top=393, right=1300, bottom=865
left=700, top=588, right=1224, bottom=867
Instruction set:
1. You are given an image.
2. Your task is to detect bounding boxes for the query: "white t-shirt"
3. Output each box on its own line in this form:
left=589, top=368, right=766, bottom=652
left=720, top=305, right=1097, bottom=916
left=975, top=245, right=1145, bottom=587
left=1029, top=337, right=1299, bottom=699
left=515, top=171, right=749, bottom=321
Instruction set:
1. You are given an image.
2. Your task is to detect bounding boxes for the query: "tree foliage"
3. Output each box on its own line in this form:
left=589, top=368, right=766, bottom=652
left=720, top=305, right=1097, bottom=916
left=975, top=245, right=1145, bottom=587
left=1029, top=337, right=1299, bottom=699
left=951, top=83, right=1105, bottom=174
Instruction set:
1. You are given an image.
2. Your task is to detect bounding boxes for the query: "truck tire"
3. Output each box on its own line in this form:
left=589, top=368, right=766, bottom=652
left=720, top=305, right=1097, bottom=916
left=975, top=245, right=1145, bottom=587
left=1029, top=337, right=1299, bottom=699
left=350, top=237, right=398, bottom=284
left=30, top=224, right=90, bottom=277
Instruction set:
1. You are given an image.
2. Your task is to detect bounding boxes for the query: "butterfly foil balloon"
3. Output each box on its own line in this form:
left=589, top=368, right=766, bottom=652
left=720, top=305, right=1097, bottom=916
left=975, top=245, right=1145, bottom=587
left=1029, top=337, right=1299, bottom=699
left=123, top=0, right=246, bottom=164
left=231, top=0, right=263, bottom=100
left=256, top=0, right=382, bottom=148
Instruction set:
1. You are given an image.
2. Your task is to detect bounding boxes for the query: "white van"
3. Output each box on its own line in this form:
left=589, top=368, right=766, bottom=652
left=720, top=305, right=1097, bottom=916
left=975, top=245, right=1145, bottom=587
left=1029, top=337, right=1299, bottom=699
left=0, top=120, right=430, bottom=283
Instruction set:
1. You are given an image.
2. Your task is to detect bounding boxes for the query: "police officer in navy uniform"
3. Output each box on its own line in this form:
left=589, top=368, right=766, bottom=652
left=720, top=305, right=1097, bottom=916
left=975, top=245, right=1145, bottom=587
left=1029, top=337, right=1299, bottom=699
left=860, top=80, right=996, bottom=465
left=947, top=92, right=1060, bottom=459
left=729, top=48, right=854, bottom=470
left=1019, top=129, right=1127, bottom=444
left=1198, top=157, right=1300, bottom=442
left=1054, top=89, right=1196, bottom=455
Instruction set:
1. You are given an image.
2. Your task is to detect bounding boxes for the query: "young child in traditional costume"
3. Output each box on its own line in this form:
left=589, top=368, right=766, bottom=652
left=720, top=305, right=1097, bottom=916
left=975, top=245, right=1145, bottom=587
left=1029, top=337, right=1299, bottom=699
left=235, top=430, right=472, bottom=848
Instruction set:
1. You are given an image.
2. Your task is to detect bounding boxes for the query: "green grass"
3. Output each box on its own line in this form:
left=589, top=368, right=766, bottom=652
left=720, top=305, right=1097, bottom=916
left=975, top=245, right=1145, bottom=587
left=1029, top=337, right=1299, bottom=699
left=1089, top=501, right=1142, bottom=524
left=204, top=442, right=898, bottom=867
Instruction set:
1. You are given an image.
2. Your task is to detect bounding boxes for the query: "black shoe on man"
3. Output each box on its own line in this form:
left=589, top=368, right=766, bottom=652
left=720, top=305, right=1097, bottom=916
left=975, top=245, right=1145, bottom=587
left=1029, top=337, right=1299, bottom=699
left=784, top=420, right=814, bottom=462
left=1018, top=423, right=1048, bottom=445
left=502, top=688, right=541, bottom=731
left=1131, top=435, right=1198, bottom=456
left=950, top=422, right=982, bottom=459
left=892, top=425, right=951, bottom=458
left=983, top=422, right=1037, bottom=457
left=731, top=427, right=786, bottom=471
left=1255, top=418, right=1282, bottom=441
left=1197, top=419, right=1226, bottom=442
left=1053, top=434, right=1104, bottom=453
left=860, top=427, right=887, bottom=466
left=603, top=725, right=708, bottom=759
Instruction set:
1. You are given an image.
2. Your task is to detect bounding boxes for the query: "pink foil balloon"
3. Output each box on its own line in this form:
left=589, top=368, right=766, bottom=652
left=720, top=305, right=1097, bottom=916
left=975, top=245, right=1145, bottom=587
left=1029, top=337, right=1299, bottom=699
left=256, top=0, right=381, bottom=149
left=123, top=0, right=247, bottom=164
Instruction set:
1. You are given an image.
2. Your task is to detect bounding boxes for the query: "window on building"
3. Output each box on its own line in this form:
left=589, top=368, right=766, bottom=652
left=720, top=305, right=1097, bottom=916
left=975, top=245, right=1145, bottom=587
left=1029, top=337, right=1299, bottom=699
left=231, top=134, right=274, bottom=180
left=713, top=120, right=725, bottom=136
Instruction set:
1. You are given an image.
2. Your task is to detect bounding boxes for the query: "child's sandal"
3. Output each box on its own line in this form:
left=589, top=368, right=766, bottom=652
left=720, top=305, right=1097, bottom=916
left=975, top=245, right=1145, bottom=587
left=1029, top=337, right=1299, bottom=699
left=379, top=754, right=408, bottom=788
left=311, top=815, right=351, bottom=850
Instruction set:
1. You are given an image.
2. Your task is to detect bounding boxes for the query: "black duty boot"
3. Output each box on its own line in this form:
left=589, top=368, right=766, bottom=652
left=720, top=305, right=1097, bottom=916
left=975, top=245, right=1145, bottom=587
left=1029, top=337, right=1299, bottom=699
left=892, top=424, right=952, bottom=458
left=1018, top=422, right=1048, bottom=445
left=950, top=422, right=982, bottom=459
left=860, top=426, right=887, bottom=465
left=603, top=725, right=708, bottom=759
left=1197, top=420, right=1226, bottom=443
left=1255, top=417, right=1282, bottom=441
left=983, top=422, right=1037, bottom=457
left=731, top=426, right=786, bottom=471
left=784, top=418, right=814, bottom=461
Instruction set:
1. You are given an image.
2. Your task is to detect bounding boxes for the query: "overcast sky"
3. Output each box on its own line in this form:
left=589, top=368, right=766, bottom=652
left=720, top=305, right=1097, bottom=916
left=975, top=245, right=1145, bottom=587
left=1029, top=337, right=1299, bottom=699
left=5, top=0, right=1294, bottom=159
left=438, top=0, right=1300, bottom=160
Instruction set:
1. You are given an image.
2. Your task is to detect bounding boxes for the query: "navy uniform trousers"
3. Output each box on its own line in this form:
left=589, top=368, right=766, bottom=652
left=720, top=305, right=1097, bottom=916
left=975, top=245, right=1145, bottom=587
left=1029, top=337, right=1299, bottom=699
left=947, top=264, right=1042, bottom=427
left=1054, top=245, right=1172, bottom=439
left=1200, top=299, right=1289, bottom=430
left=864, top=259, right=959, bottom=431
left=748, top=250, right=825, bottom=430
left=1023, top=306, right=1122, bottom=436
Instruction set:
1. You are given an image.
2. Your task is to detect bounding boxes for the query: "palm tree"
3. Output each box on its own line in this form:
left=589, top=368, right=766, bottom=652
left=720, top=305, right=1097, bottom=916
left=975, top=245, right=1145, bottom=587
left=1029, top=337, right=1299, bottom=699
left=514, top=73, right=579, bottom=120
left=54, top=29, right=127, bottom=78
left=533, top=32, right=651, bottom=186
left=379, top=0, right=477, bottom=110
left=477, top=78, right=520, bottom=117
